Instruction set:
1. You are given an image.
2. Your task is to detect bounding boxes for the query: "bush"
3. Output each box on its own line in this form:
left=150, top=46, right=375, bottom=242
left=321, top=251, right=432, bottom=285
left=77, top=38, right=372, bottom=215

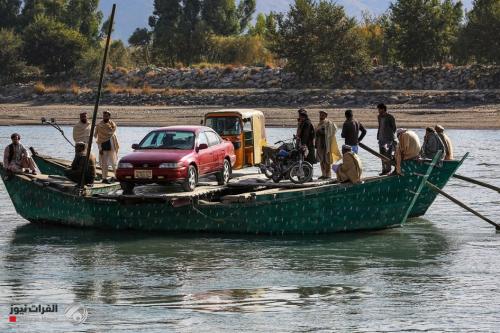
left=0, top=29, right=26, bottom=83
left=76, top=47, right=102, bottom=79
left=33, top=82, right=46, bottom=95
left=23, top=16, right=88, bottom=74
left=206, top=35, right=274, bottom=66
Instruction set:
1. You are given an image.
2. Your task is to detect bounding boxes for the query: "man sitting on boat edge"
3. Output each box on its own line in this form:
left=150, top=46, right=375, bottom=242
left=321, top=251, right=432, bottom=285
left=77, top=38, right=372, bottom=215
left=3, top=133, right=39, bottom=175
left=65, top=142, right=96, bottom=185
left=394, top=128, right=421, bottom=175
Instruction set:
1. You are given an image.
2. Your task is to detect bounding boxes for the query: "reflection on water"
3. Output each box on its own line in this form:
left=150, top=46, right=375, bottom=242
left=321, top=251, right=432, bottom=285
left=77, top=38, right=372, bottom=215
left=0, top=126, right=499, bottom=332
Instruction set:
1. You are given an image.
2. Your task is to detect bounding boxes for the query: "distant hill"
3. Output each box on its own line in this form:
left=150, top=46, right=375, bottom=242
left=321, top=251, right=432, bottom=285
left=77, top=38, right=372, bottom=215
left=100, top=0, right=472, bottom=42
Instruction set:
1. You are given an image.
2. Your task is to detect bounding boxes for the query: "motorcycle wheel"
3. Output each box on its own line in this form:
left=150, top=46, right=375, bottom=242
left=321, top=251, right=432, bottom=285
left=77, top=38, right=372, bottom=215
left=262, top=156, right=274, bottom=179
left=289, top=162, right=313, bottom=184
left=272, top=173, right=282, bottom=183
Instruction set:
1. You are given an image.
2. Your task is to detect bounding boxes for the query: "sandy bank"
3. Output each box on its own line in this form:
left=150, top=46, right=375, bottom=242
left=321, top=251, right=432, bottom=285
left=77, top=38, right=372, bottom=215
left=0, top=103, right=498, bottom=129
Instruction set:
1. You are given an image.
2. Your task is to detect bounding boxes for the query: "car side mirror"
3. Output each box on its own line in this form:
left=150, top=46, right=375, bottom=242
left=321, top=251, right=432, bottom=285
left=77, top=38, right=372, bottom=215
left=198, top=143, right=208, bottom=150
left=132, top=143, right=139, bottom=150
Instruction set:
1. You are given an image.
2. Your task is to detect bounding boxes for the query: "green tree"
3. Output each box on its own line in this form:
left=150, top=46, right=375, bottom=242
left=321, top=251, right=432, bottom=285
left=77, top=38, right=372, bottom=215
left=461, top=0, right=500, bottom=63
left=269, top=0, right=368, bottom=82
left=64, top=0, right=103, bottom=44
left=237, top=0, right=256, bottom=32
left=358, top=12, right=386, bottom=64
left=23, top=15, right=88, bottom=74
left=0, top=0, right=21, bottom=29
left=149, top=0, right=182, bottom=65
left=21, top=0, right=66, bottom=26
left=248, top=12, right=266, bottom=36
left=178, top=0, right=206, bottom=65
left=108, top=40, right=130, bottom=68
left=128, top=27, right=152, bottom=65
left=0, top=28, right=25, bottom=81
left=201, top=0, right=239, bottom=35
left=387, top=0, right=463, bottom=67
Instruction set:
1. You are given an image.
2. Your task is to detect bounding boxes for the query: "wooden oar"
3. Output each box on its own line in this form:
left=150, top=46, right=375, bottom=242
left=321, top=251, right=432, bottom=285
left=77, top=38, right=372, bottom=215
left=453, top=174, right=500, bottom=193
left=358, top=142, right=396, bottom=165
left=426, top=180, right=500, bottom=231
left=359, top=142, right=395, bottom=165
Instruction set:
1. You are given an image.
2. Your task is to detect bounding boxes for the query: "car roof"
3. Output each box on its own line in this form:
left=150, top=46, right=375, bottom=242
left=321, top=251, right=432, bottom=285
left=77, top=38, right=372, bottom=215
left=205, top=109, right=264, bottom=119
left=151, top=125, right=214, bottom=133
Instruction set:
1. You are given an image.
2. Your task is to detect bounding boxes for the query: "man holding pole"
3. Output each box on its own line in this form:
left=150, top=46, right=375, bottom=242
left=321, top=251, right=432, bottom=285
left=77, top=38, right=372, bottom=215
left=94, top=111, right=119, bottom=183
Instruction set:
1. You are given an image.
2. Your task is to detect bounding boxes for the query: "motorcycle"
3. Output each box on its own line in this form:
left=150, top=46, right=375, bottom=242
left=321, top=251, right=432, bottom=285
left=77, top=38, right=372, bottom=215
left=259, top=136, right=313, bottom=184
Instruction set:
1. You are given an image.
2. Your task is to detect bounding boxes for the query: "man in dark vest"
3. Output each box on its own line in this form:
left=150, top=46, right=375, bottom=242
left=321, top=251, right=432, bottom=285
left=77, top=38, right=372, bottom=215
left=341, top=109, right=367, bottom=154
left=296, top=109, right=316, bottom=165
left=3, top=133, right=39, bottom=174
left=65, top=142, right=96, bottom=185
left=376, top=103, right=397, bottom=175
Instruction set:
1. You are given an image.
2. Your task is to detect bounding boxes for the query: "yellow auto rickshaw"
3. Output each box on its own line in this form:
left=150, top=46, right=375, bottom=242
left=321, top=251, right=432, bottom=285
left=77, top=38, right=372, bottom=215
left=204, top=109, right=267, bottom=170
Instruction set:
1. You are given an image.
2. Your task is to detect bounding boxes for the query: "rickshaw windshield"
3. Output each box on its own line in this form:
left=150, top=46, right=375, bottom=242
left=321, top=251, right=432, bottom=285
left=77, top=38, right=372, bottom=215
left=206, top=117, right=242, bottom=136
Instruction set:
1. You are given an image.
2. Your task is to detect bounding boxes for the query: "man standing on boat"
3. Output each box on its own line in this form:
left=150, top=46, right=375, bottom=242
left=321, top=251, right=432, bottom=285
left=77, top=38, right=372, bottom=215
left=94, top=111, right=120, bottom=183
left=73, top=112, right=91, bottom=144
left=421, top=127, right=446, bottom=160
left=296, top=109, right=316, bottom=165
left=3, top=133, right=39, bottom=175
left=376, top=103, right=397, bottom=175
left=394, top=128, right=421, bottom=175
left=65, top=142, right=96, bottom=184
left=333, top=145, right=362, bottom=184
left=315, top=111, right=341, bottom=179
left=341, top=109, right=367, bottom=154
left=435, top=124, right=454, bottom=160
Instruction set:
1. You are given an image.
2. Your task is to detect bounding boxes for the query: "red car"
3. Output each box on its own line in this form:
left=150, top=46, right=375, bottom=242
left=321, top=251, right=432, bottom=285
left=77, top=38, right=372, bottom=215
left=116, top=126, right=236, bottom=193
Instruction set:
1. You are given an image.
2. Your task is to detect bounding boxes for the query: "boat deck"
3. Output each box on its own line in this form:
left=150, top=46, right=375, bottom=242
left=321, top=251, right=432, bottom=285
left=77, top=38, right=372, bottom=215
left=20, top=167, right=351, bottom=203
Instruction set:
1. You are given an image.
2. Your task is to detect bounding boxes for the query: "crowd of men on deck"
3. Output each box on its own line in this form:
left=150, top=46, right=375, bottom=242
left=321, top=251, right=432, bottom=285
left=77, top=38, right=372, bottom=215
left=294, top=103, right=454, bottom=184
left=3, top=104, right=453, bottom=186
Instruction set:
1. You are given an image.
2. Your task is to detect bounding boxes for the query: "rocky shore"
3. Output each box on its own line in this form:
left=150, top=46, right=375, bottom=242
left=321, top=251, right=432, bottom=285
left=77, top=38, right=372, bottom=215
left=1, top=87, right=500, bottom=108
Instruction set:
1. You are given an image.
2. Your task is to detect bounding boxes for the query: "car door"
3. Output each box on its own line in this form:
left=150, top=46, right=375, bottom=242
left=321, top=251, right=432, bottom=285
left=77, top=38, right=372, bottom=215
left=196, top=132, right=212, bottom=175
left=205, top=130, right=224, bottom=172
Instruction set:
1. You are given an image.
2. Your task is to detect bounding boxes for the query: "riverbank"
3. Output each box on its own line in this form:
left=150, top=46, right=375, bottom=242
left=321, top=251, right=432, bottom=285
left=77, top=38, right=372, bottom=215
left=0, top=102, right=499, bottom=129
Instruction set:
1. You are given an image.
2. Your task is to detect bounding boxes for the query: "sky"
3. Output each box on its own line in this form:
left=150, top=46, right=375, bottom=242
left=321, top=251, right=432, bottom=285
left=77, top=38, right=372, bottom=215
left=99, top=0, right=473, bottom=43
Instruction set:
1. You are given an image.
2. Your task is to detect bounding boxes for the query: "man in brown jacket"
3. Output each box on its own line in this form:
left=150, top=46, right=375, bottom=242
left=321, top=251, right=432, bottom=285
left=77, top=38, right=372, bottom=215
left=334, top=145, right=363, bottom=184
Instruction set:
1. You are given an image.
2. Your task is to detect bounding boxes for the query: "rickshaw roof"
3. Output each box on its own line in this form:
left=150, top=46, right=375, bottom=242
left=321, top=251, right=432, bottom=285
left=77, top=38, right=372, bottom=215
left=205, top=109, right=265, bottom=120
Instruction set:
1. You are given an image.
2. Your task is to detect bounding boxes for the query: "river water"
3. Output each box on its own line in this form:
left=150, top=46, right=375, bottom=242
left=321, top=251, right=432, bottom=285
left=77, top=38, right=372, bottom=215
left=0, top=125, right=499, bottom=332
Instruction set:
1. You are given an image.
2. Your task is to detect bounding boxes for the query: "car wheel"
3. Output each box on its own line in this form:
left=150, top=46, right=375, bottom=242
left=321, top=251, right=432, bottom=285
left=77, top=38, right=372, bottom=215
left=182, top=165, right=198, bottom=192
left=120, top=182, right=135, bottom=194
left=216, top=159, right=231, bottom=185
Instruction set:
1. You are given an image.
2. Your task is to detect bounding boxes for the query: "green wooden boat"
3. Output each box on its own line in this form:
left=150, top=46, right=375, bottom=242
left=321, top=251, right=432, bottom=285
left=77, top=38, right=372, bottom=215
left=30, top=148, right=467, bottom=219
left=408, top=154, right=468, bottom=218
left=0, top=155, right=443, bottom=235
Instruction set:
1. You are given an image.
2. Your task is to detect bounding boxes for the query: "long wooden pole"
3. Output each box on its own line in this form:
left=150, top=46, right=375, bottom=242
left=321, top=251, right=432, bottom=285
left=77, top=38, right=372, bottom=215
left=359, top=142, right=395, bottom=165
left=453, top=174, right=500, bottom=193
left=79, top=4, right=116, bottom=191
left=426, top=180, right=500, bottom=230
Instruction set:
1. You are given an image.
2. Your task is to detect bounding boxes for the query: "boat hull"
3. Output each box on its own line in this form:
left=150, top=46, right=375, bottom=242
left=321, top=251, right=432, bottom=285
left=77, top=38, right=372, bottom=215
left=408, top=155, right=467, bottom=218
left=32, top=152, right=466, bottom=219
left=0, top=159, right=437, bottom=234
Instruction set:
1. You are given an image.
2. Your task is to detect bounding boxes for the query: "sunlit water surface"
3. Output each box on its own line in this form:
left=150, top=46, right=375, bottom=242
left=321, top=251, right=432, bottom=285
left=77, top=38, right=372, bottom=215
left=0, top=125, right=499, bottom=332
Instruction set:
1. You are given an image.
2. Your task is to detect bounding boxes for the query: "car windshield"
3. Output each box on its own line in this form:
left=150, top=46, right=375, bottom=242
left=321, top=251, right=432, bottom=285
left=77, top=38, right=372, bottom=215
left=206, top=117, right=241, bottom=136
left=139, top=130, right=195, bottom=150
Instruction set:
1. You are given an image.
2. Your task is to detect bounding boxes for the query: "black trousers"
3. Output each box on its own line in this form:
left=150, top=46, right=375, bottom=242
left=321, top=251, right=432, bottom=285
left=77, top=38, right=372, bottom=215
left=379, top=142, right=395, bottom=174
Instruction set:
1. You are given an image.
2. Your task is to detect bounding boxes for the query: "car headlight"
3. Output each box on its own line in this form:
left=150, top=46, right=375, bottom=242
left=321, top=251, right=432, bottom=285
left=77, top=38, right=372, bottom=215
left=159, top=162, right=181, bottom=168
left=118, top=162, right=133, bottom=169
